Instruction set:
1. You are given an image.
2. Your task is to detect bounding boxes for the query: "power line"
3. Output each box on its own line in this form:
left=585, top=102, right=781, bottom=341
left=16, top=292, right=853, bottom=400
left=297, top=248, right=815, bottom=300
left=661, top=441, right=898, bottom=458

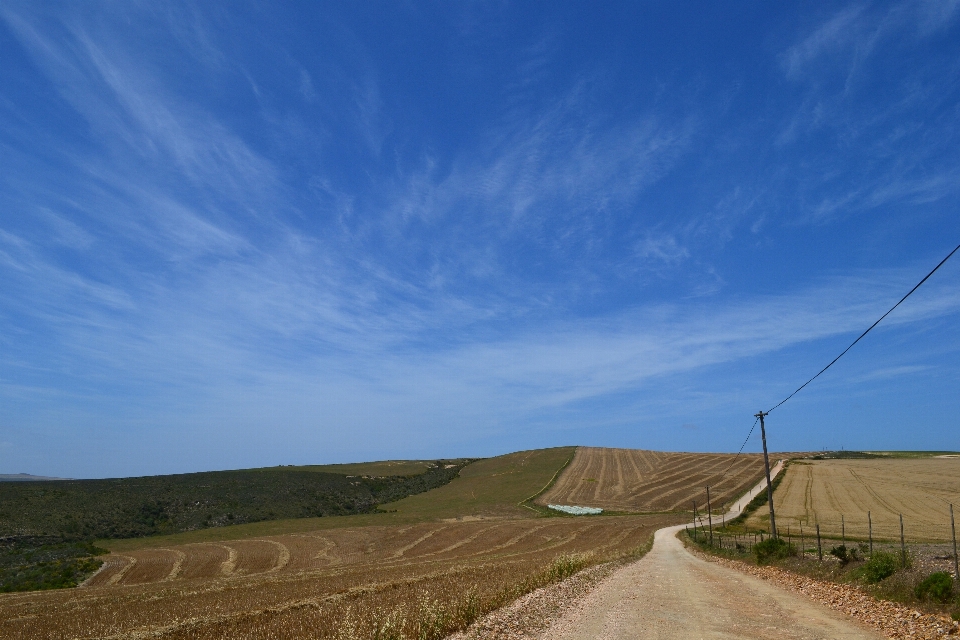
left=766, top=241, right=960, bottom=414
left=718, top=416, right=758, bottom=480
left=720, top=241, right=960, bottom=483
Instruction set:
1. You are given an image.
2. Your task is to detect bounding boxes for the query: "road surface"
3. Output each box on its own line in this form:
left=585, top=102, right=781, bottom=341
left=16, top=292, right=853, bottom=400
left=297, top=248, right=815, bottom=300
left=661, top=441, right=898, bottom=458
left=543, top=460, right=883, bottom=639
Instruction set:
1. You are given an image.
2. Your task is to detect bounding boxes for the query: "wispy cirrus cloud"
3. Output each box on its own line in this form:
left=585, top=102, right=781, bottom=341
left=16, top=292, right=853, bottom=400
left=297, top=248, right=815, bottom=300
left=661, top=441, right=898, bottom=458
left=782, top=5, right=869, bottom=80
left=2, top=3, right=960, bottom=476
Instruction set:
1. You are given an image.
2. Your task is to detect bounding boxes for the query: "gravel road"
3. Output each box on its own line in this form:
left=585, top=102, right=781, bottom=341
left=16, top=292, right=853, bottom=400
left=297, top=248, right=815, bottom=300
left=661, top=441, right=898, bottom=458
left=453, top=460, right=894, bottom=639
left=536, top=459, right=880, bottom=639
left=541, top=522, right=883, bottom=639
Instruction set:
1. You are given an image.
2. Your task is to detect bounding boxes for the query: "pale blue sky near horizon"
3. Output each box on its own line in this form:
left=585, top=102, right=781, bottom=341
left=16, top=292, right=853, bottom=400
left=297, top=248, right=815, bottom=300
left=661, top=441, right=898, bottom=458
left=2, top=2, right=960, bottom=479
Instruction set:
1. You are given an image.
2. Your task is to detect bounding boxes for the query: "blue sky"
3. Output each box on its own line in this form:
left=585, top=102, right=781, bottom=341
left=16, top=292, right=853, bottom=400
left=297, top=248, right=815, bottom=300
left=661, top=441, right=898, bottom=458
left=2, top=2, right=960, bottom=478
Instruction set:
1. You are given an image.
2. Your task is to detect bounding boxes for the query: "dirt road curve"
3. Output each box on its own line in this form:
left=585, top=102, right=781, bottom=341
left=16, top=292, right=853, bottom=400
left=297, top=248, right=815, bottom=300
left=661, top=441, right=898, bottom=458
left=542, top=460, right=882, bottom=639
left=543, top=524, right=882, bottom=639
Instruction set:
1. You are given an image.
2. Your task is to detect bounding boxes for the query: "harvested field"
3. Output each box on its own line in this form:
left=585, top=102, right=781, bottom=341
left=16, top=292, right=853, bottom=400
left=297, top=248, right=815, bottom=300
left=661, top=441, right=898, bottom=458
left=746, top=458, right=960, bottom=541
left=102, top=447, right=577, bottom=552
left=537, top=447, right=767, bottom=513
left=0, top=515, right=681, bottom=639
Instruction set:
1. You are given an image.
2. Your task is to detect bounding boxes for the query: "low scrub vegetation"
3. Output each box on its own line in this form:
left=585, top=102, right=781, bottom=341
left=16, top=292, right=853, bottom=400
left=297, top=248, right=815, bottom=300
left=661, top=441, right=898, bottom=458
left=0, top=460, right=470, bottom=542
left=856, top=550, right=901, bottom=583
left=915, top=571, right=954, bottom=604
left=0, top=461, right=470, bottom=593
left=753, top=537, right=794, bottom=563
left=0, top=538, right=106, bottom=592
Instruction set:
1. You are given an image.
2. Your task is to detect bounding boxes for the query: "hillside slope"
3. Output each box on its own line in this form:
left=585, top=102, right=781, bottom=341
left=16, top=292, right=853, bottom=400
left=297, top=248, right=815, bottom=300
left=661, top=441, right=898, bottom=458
left=538, top=447, right=766, bottom=513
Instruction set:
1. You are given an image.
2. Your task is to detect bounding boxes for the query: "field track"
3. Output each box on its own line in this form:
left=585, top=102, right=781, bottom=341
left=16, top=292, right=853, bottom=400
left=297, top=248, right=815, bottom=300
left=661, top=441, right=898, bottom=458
left=0, top=515, right=680, bottom=639
left=747, top=458, right=960, bottom=541
left=538, top=447, right=767, bottom=512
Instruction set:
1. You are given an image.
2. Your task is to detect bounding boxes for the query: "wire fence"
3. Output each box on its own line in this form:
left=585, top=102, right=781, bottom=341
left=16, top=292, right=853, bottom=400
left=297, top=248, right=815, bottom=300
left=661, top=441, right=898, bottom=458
left=687, top=504, right=960, bottom=578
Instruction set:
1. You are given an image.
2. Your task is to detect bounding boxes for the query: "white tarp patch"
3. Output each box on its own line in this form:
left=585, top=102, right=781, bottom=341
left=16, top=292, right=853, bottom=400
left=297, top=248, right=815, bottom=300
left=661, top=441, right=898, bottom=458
left=547, top=504, right=603, bottom=515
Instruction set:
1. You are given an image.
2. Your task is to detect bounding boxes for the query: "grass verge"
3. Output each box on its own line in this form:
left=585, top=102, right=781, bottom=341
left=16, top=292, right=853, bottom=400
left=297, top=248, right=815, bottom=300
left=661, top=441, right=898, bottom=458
left=684, top=527, right=960, bottom=620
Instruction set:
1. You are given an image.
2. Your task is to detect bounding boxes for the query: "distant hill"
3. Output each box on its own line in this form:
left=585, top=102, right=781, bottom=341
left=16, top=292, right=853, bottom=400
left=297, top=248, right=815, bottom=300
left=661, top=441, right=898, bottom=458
left=0, top=474, right=70, bottom=482
left=0, top=460, right=471, bottom=541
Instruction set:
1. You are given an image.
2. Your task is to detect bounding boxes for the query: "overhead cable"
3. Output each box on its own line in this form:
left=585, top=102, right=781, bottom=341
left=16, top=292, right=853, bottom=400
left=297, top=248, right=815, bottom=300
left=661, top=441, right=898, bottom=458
left=766, top=241, right=960, bottom=414
left=718, top=416, right=759, bottom=480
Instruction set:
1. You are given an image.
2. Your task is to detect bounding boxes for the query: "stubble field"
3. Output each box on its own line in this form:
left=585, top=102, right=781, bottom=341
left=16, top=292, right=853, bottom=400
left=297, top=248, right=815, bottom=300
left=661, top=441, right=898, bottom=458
left=537, top=447, right=767, bottom=513
left=0, top=515, right=680, bottom=639
left=0, top=447, right=686, bottom=639
left=745, top=457, right=960, bottom=541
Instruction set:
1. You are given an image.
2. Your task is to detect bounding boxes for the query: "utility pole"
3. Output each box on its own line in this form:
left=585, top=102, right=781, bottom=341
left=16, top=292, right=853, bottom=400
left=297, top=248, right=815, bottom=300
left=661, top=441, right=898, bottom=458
left=755, top=410, right=778, bottom=538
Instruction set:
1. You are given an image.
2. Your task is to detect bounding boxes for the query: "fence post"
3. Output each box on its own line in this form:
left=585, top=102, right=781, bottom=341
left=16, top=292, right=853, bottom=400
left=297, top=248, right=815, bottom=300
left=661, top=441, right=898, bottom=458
left=800, top=522, right=804, bottom=557
left=868, top=511, right=873, bottom=556
left=899, top=513, right=906, bottom=567
left=817, top=523, right=823, bottom=561
left=692, top=501, right=698, bottom=541
left=951, top=504, right=959, bottom=580
left=707, top=486, right=713, bottom=546
left=841, top=514, right=845, bottom=548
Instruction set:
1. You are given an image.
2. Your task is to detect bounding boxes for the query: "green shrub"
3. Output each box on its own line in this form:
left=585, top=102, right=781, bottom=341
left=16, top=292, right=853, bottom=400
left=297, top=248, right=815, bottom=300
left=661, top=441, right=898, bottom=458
left=829, top=544, right=859, bottom=565
left=753, top=537, right=793, bottom=563
left=859, top=551, right=900, bottom=583
left=915, top=571, right=954, bottom=603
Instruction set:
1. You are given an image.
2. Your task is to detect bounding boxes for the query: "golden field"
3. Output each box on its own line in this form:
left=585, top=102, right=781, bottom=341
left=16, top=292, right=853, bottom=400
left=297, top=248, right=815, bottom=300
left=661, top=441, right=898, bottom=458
left=537, top=447, right=767, bottom=513
left=0, top=447, right=690, bottom=639
left=746, top=457, right=960, bottom=542
left=1, top=515, right=679, bottom=639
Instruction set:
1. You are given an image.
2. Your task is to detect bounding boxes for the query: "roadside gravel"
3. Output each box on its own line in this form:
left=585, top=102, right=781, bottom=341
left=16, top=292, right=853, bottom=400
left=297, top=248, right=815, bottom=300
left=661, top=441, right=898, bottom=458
left=702, top=552, right=960, bottom=639
left=447, top=560, right=622, bottom=640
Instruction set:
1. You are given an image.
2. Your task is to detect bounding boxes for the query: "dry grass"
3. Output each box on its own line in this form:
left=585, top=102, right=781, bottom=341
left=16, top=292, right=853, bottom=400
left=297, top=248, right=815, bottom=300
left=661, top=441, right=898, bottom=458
left=103, top=448, right=576, bottom=552
left=538, top=447, right=766, bottom=513
left=3, top=446, right=749, bottom=637
left=0, top=515, right=681, bottom=639
left=746, top=458, right=960, bottom=542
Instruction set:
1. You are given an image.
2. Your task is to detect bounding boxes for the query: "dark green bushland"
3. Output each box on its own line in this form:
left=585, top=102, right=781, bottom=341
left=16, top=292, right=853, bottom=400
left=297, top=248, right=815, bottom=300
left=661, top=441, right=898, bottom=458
left=915, top=571, right=953, bottom=603
left=0, top=460, right=470, bottom=592
left=0, top=461, right=470, bottom=542
left=829, top=544, right=860, bottom=565
left=753, top=537, right=794, bottom=563
left=0, top=538, right=107, bottom=592
left=858, top=551, right=901, bottom=583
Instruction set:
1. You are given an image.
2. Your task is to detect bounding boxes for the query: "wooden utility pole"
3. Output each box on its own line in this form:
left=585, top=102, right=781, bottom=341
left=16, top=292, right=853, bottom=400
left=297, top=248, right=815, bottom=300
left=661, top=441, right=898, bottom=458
left=755, top=410, right=778, bottom=538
